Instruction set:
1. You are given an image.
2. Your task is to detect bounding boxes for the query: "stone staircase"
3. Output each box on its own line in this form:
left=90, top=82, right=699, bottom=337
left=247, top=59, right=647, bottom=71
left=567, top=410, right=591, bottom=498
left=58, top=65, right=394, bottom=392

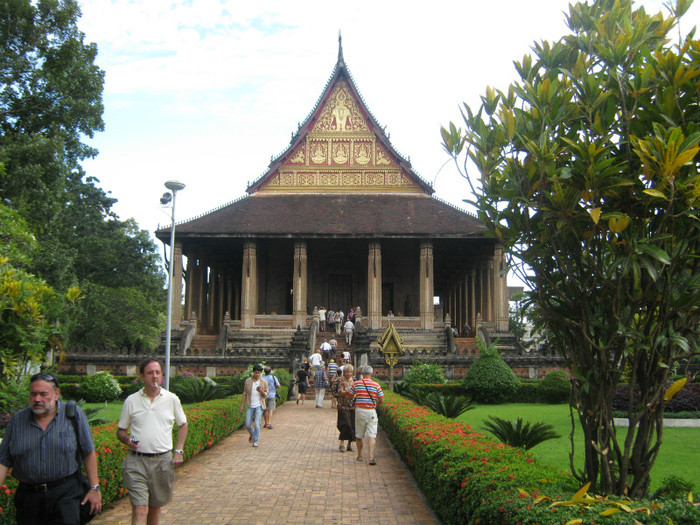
left=304, top=330, right=353, bottom=400
left=189, top=334, right=219, bottom=353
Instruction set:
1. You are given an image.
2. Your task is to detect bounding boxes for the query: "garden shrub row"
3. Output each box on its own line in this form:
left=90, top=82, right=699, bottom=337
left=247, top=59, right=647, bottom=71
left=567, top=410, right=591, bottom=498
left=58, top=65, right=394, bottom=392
left=0, top=387, right=287, bottom=524
left=379, top=390, right=700, bottom=524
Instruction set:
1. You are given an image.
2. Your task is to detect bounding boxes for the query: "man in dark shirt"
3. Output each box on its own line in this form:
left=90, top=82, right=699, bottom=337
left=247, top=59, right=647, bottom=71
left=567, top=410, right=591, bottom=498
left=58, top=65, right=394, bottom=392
left=0, top=372, right=102, bottom=524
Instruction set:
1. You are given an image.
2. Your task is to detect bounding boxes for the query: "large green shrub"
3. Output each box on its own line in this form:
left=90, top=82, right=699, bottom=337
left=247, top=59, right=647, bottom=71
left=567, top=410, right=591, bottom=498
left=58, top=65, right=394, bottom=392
left=402, top=362, right=447, bottom=385
left=537, top=369, right=571, bottom=403
left=78, top=372, right=122, bottom=402
left=461, top=340, right=519, bottom=404
left=273, top=368, right=291, bottom=388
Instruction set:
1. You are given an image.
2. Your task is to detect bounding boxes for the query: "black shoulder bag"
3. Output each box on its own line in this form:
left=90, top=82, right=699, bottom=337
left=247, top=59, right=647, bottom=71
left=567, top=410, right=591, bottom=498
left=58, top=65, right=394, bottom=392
left=65, top=401, right=96, bottom=524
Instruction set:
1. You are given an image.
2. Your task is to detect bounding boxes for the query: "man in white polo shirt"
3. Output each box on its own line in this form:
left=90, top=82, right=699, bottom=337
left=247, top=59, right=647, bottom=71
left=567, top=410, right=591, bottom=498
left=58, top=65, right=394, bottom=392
left=117, top=359, right=188, bottom=525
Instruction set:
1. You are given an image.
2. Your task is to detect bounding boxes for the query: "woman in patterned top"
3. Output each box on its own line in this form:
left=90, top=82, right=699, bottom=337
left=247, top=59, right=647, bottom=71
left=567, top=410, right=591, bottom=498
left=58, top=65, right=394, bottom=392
left=332, top=364, right=356, bottom=452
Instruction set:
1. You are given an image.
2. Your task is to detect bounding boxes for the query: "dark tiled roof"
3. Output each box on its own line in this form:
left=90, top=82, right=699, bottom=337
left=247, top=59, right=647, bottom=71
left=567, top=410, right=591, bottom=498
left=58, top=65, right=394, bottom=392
left=156, top=194, right=487, bottom=241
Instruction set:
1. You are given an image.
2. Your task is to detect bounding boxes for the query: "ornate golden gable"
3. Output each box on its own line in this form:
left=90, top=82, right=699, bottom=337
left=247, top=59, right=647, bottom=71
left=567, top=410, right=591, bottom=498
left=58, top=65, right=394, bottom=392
left=256, top=80, right=424, bottom=195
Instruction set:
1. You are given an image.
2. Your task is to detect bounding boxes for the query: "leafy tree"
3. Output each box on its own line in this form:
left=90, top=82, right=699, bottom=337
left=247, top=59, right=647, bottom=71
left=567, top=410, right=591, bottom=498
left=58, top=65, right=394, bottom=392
left=0, top=0, right=166, bottom=352
left=442, top=0, right=699, bottom=496
left=0, top=203, right=78, bottom=378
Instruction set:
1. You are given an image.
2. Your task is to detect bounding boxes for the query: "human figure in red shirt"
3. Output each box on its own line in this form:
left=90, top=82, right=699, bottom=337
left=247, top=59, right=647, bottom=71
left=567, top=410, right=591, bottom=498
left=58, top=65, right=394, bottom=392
left=349, top=365, right=383, bottom=465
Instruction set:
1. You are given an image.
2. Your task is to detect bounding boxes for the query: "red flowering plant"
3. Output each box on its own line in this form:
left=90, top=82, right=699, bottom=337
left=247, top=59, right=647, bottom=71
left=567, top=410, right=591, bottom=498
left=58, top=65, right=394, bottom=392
left=379, top=391, right=700, bottom=524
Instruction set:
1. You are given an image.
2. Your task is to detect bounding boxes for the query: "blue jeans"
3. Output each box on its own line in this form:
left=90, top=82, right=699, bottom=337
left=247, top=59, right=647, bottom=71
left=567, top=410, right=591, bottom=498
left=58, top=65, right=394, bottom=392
left=245, top=406, right=262, bottom=444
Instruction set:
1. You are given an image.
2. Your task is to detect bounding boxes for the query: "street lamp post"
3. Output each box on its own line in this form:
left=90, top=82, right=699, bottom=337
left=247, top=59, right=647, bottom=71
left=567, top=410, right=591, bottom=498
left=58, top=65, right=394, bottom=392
left=162, top=180, right=186, bottom=390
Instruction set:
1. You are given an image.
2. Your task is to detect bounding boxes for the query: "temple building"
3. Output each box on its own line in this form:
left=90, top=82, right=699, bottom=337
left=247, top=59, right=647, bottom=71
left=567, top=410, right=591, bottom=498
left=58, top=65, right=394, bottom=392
left=155, top=41, right=509, bottom=368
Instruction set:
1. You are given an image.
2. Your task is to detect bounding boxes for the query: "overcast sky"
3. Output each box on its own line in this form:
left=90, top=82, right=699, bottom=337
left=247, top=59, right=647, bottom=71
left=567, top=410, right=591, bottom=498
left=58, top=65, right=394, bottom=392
left=77, top=0, right=698, bottom=239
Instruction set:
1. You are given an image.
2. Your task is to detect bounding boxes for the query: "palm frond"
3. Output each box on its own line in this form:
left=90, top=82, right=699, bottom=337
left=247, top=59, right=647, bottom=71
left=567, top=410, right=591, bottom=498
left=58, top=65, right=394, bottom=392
left=482, top=416, right=560, bottom=450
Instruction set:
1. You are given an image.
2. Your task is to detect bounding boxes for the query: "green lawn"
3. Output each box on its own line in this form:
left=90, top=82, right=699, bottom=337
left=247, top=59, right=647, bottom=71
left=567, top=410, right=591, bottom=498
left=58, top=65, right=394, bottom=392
left=457, top=403, right=699, bottom=493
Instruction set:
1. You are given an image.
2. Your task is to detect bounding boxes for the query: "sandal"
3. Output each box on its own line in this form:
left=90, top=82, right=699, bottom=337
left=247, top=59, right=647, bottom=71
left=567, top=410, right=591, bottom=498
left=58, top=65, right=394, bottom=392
left=339, top=445, right=345, bottom=452
left=369, top=458, right=377, bottom=466
left=356, top=457, right=363, bottom=462
left=347, top=446, right=353, bottom=452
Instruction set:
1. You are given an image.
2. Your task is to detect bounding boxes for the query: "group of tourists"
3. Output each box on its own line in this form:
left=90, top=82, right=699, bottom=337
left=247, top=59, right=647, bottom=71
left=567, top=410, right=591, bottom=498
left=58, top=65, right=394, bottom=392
left=0, top=359, right=188, bottom=525
left=295, top=350, right=384, bottom=465
left=317, top=306, right=357, bottom=343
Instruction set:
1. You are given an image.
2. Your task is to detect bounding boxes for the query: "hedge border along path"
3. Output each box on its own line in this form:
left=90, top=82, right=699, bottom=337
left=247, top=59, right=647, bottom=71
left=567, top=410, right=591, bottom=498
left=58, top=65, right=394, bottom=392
left=378, top=390, right=700, bottom=525
left=0, top=388, right=287, bottom=525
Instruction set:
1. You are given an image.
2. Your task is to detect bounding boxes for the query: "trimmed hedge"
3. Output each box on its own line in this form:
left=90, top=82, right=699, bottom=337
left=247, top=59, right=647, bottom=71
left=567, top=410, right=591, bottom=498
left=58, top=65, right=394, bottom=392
left=0, top=387, right=287, bottom=524
left=379, top=390, right=700, bottom=524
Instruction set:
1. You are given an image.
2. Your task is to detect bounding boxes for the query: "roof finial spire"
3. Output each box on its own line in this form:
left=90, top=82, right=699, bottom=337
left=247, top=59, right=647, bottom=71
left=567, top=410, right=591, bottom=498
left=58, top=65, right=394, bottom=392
left=338, top=31, right=345, bottom=65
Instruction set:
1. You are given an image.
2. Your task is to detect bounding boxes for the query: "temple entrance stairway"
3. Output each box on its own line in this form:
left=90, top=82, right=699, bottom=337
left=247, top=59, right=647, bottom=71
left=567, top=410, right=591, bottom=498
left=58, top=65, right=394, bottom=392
left=304, top=329, right=354, bottom=400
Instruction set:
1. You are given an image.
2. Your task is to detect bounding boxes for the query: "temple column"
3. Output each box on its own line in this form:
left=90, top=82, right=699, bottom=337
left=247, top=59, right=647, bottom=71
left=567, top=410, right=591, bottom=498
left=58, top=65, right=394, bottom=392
left=184, top=255, right=194, bottom=319
left=196, top=260, right=206, bottom=324
left=292, top=241, right=308, bottom=330
left=419, top=241, right=434, bottom=329
left=495, top=246, right=508, bottom=331
left=241, top=241, right=258, bottom=328
left=470, top=268, right=476, bottom=331
left=207, top=264, right=217, bottom=332
left=217, top=269, right=225, bottom=329
left=171, top=242, right=183, bottom=327
left=367, top=242, right=382, bottom=329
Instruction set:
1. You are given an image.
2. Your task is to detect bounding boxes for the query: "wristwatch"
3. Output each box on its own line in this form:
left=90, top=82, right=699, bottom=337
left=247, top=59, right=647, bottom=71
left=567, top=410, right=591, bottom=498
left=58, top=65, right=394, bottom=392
left=89, top=484, right=101, bottom=491
left=173, top=449, right=184, bottom=455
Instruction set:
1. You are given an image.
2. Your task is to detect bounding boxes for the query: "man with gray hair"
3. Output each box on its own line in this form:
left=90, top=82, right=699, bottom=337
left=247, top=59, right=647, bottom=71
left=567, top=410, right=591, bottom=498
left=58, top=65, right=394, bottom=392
left=349, top=365, right=383, bottom=465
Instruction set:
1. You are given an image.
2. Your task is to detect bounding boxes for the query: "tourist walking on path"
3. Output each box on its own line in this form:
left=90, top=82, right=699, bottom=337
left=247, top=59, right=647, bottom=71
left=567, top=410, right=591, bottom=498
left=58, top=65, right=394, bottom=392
left=0, top=372, right=103, bottom=524
left=295, top=363, right=311, bottom=405
left=314, top=365, right=329, bottom=408
left=117, top=359, right=188, bottom=525
left=320, top=339, right=332, bottom=363
left=318, top=306, right=326, bottom=331
left=328, top=360, right=338, bottom=408
left=332, top=364, right=356, bottom=453
left=349, top=366, right=383, bottom=465
left=309, top=349, right=323, bottom=369
left=262, top=367, right=281, bottom=429
left=343, top=319, right=355, bottom=345
left=239, top=364, right=268, bottom=447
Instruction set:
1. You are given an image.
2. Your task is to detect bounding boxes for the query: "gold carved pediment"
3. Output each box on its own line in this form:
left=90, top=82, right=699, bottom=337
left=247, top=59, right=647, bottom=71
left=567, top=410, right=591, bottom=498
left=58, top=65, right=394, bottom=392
left=313, top=81, right=369, bottom=133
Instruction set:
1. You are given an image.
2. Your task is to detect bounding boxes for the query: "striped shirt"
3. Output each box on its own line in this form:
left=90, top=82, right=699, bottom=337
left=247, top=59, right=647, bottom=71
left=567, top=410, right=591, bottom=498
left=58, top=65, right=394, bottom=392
left=327, top=362, right=338, bottom=378
left=0, top=402, right=95, bottom=484
left=349, top=379, right=383, bottom=409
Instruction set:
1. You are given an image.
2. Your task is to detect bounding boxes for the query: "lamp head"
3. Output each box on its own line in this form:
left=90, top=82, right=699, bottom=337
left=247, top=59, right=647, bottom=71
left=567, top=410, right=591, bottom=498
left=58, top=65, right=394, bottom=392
left=164, top=180, right=186, bottom=192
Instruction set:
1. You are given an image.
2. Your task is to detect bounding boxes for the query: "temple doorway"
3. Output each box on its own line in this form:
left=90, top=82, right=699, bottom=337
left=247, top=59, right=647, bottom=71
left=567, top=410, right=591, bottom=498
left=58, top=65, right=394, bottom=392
left=328, top=274, right=352, bottom=312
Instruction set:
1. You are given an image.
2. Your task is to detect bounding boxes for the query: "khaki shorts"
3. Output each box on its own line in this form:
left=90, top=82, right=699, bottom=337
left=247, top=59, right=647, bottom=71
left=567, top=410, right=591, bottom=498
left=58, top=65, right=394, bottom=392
left=266, top=398, right=276, bottom=411
left=123, top=451, right=175, bottom=507
left=355, top=407, right=378, bottom=438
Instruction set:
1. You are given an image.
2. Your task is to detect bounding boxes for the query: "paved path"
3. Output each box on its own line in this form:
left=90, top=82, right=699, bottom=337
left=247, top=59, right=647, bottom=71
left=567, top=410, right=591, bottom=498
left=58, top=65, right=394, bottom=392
left=91, top=398, right=440, bottom=525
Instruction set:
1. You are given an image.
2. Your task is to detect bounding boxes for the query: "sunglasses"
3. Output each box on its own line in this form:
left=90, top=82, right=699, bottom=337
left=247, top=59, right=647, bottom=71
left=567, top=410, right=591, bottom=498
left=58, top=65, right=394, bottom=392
left=30, top=372, right=60, bottom=388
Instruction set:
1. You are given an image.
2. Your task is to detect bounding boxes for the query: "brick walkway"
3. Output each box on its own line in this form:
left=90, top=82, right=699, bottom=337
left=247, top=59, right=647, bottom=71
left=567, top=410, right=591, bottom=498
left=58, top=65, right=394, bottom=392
left=91, top=398, right=440, bottom=525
